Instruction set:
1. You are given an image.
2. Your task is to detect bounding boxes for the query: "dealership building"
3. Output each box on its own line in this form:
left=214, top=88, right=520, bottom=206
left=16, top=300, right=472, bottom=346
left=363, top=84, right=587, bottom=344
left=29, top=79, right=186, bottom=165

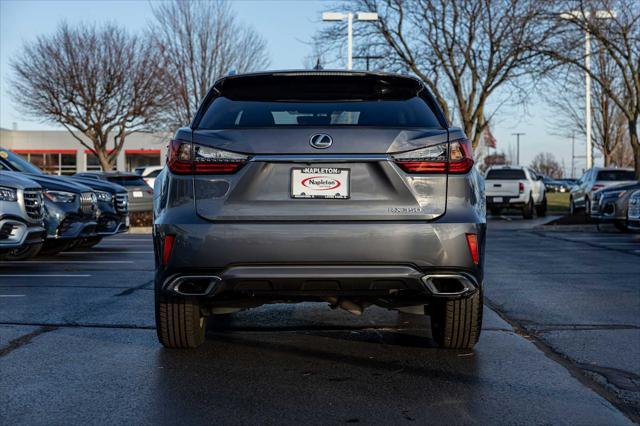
left=0, top=128, right=169, bottom=174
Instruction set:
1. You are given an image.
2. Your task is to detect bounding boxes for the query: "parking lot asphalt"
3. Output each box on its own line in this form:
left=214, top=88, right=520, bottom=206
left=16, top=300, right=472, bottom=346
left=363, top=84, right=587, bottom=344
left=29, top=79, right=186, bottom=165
left=0, top=223, right=638, bottom=425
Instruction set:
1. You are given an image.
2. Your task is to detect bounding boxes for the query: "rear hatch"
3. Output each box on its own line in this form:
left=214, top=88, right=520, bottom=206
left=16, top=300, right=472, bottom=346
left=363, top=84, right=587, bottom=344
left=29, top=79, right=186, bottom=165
left=186, top=72, right=462, bottom=222
left=485, top=169, right=526, bottom=197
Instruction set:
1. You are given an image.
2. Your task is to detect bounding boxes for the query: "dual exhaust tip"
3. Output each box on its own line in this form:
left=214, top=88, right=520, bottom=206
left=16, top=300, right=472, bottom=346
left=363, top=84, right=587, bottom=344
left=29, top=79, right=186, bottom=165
left=164, top=273, right=477, bottom=298
left=421, top=274, right=477, bottom=297
left=165, top=275, right=221, bottom=296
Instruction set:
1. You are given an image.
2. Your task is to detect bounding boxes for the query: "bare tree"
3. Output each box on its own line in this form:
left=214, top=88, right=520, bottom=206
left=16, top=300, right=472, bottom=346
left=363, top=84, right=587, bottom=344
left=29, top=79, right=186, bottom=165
left=530, top=152, right=563, bottom=178
left=546, top=46, right=630, bottom=167
left=149, top=0, right=270, bottom=128
left=544, top=0, right=640, bottom=177
left=9, top=23, right=167, bottom=171
left=315, top=0, right=558, bottom=149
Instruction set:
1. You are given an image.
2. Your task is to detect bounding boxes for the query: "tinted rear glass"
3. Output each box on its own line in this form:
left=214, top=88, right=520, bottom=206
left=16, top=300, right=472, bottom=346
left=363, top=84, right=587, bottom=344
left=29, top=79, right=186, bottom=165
left=486, top=169, right=526, bottom=180
left=198, top=97, right=441, bottom=129
left=596, top=170, right=635, bottom=181
left=107, top=176, right=148, bottom=187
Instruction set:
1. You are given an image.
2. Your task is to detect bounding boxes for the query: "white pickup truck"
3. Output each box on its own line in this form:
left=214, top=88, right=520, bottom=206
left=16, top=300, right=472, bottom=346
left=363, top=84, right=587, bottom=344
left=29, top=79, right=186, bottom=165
left=484, top=166, right=547, bottom=219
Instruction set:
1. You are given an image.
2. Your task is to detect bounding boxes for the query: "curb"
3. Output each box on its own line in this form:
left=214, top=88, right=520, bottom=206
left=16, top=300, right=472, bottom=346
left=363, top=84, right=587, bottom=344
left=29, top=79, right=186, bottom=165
left=128, top=227, right=152, bottom=234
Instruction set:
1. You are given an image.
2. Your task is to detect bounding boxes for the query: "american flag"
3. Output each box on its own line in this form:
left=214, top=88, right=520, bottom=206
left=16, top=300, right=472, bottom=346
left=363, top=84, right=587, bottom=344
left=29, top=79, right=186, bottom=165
left=483, top=128, right=497, bottom=148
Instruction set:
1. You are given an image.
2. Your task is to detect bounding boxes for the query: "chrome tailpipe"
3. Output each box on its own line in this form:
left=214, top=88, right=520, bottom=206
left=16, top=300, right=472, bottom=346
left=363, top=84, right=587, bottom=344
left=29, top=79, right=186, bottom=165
left=421, top=274, right=477, bottom=298
left=164, top=275, right=221, bottom=296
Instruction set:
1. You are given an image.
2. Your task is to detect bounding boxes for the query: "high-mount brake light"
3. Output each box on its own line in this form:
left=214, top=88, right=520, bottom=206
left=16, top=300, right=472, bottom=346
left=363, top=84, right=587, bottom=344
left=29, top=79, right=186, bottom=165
left=393, top=139, right=474, bottom=174
left=167, top=140, right=249, bottom=174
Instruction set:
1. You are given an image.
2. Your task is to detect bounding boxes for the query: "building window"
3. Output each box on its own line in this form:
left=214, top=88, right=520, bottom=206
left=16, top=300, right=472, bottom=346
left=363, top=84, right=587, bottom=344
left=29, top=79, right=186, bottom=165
left=125, top=150, right=161, bottom=171
left=86, top=153, right=103, bottom=171
left=16, top=151, right=77, bottom=175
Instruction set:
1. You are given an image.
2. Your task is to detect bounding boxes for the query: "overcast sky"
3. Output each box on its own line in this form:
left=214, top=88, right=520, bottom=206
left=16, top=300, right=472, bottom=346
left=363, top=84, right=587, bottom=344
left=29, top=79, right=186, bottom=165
left=0, top=0, right=591, bottom=175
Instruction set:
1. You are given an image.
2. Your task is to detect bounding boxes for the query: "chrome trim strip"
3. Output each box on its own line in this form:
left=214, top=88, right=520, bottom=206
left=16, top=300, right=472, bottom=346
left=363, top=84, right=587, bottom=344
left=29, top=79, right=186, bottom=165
left=251, top=154, right=390, bottom=163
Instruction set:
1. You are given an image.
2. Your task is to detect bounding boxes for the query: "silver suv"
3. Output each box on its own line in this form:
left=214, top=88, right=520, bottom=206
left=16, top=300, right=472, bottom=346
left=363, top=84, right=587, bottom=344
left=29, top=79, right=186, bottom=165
left=0, top=171, right=45, bottom=260
left=570, top=167, right=636, bottom=215
left=153, top=71, right=486, bottom=349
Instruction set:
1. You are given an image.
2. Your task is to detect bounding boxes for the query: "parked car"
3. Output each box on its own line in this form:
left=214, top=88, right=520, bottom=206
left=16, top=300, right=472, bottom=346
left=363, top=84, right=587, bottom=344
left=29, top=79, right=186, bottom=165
left=485, top=166, right=547, bottom=218
left=0, top=148, right=99, bottom=254
left=153, top=70, right=486, bottom=349
left=570, top=167, right=636, bottom=215
left=75, top=172, right=153, bottom=212
left=627, top=190, right=640, bottom=231
left=556, top=178, right=577, bottom=192
left=69, top=176, right=129, bottom=247
left=134, top=165, right=163, bottom=188
left=542, top=176, right=568, bottom=193
left=591, top=181, right=640, bottom=231
left=0, top=171, right=46, bottom=260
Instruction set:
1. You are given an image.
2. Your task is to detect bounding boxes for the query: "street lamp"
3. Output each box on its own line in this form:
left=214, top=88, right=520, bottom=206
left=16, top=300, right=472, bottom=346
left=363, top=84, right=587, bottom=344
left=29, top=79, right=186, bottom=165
left=559, top=9, right=616, bottom=170
left=322, top=11, right=379, bottom=70
left=512, top=133, right=525, bottom=165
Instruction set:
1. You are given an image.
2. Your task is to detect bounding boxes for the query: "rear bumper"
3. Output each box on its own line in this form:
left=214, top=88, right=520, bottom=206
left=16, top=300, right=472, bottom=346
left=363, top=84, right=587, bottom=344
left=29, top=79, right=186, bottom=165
left=161, top=266, right=479, bottom=301
left=486, top=195, right=526, bottom=207
left=154, top=220, right=485, bottom=297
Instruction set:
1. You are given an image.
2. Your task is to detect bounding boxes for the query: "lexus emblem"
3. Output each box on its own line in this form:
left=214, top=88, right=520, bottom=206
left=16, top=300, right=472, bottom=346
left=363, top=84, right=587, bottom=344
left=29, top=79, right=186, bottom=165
left=309, top=133, right=333, bottom=149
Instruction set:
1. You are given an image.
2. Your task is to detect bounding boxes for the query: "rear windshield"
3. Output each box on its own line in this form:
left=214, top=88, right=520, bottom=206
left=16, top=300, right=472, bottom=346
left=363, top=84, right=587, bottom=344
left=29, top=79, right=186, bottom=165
left=107, top=176, right=148, bottom=187
left=596, top=170, right=635, bottom=181
left=486, top=169, right=526, bottom=180
left=198, top=97, right=441, bottom=129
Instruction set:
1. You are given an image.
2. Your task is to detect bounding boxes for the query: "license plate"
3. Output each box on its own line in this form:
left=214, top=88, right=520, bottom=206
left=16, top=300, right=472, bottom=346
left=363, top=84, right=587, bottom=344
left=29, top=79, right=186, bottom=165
left=291, top=167, right=350, bottom=199
left=132, top=191, right=144, bottom=198
left=493, top=197, right=503, bottom=203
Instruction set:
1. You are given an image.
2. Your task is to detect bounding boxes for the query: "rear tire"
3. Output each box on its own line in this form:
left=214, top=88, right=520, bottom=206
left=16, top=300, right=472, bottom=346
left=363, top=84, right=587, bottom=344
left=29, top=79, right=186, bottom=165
left=430, top=290, right=483, bottom=349
left=155, top=291, right=206, bottom=349
left=2, top=243, right=42, bottom=261
left=536, top=195, right=548, bottom=217
left=569, top=197, right=576, bottom=215
left=522, top=196, right=534, bottom=219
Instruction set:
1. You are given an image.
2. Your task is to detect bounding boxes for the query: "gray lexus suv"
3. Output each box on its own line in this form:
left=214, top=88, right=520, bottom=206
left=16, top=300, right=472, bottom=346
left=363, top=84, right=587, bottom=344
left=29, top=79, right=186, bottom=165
left=153, top=71, right=486, bottom=349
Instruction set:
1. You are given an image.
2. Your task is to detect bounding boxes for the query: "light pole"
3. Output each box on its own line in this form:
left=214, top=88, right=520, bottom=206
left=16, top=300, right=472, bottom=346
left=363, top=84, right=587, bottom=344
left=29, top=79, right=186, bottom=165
left=322, top=12, right=379, bottom=70
left=512, top=132, right=525, bottom=165
left=560, top=9, right=616, bottom=170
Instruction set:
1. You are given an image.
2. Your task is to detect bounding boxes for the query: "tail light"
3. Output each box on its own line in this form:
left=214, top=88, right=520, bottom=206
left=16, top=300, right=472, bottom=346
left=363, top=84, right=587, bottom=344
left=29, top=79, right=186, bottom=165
left=162, top=235, right=175, bottom=266
left=393, top=139, right=474, bottom=174
left=519, top=182, right=524, bottom=193
left=167, top=140, right=249, bottom=174
left=592, top=184, right=605, bottom=191
left=465, top=233, right=479, bottom=265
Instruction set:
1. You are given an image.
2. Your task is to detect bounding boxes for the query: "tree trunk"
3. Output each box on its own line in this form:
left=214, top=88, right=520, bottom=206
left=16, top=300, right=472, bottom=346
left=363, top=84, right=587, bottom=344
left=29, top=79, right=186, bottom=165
left=629, top=119, right=640, bottom=179
left=97, top=150, right=116, bottom=171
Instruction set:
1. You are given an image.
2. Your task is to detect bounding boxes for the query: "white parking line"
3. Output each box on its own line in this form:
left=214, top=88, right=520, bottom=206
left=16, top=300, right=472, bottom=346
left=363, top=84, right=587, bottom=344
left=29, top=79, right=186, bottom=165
left=62, top=251, right=153, bottom=254
left=104, top=238, right=151, bottom=242
left=0, top=261, right=134, bottom=264
left=0, top=274, right=92, bottom=277
left=0, top=294, right=26, bottom=297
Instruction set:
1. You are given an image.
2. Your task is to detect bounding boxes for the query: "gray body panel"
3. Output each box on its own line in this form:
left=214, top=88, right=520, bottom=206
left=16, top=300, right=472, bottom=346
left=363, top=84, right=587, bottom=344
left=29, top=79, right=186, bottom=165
left=154, top=71, right=484, bottom=308
left=187, top=127, right=461, bottom=221
left=155, top=169, right=485, bottom=284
